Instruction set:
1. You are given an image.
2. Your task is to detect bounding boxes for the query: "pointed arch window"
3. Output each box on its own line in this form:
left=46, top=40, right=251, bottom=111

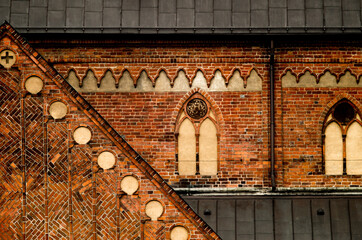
left=175, top=94, right=219, bottom=175
left=323, top=99, right=362, bottom=175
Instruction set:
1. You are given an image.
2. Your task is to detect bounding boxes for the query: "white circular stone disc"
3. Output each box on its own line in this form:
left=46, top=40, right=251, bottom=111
left=120, top=176, right=139, bottom=195
left=145, top=200, right=163, bottom=221
left=97, top=151, right=116, bottom=170
left=25, top=76, right=43, bottom=94
left=73, top=127, right=92, bottom=144
left=49, top=101, right=67, bottom=119
left=170, top=226, right=189, bottom=240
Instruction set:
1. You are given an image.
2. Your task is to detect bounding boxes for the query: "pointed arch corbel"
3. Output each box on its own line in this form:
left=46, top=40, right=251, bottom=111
left=244, top=67, right=263, bottom=88
left=116, top=68, right=129, bottom=88
left=99, top=68, right=117, bottom=88
left=337, top=68, right=358, bottom=83
left=211, top=68, right=227, bottom=87
left=317, top=68, right=338, bottom=84
left=226, top=68, right=242, bottom=86
left=81, top=68, right=98, bottom=88
left=154, top=68, right=172, bottom=87
left=66, top=68, right=82, bottom=87
left=190, top=68, right=207, bottom=88
left=297, top=68, right=317, bottom=83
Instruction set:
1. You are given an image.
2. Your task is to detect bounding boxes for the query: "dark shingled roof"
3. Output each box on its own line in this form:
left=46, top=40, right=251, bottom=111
left=0, top=0, right=361, bottom=34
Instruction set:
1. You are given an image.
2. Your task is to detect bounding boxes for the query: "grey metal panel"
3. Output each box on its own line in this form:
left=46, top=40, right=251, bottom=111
left=66, top=0, right=84, bottom=8
left=10, top=13, right=28, bottom=27
left=251, top=0, right=268, bottom=10
left=140, top=8, right=157, bottom=27
left=49, top=0, right=66, bottom=10
left=159, top=0, right=176, bottom=13
left=103, top=8, right=121, bottom=27
left=177, top=9, right=194, bottom=27
left=0, top=0, right=10, bottom=7
left=251, top=10, right=268, bottom=27
left=159, top=13, right=176, bottom=27
left=0, top=7, right=10, bottom=22
left=288, top=0, right=305, bottom=9
left=30, top=0, right=47, bottom=7
left=311, top=199, right=332, bottom=240
left=236, top=200, right=254, bottom=237
left=218, top=200, right=236, bottom=240
left=85, top=11, right=102, bottom=26
left=306, top=9, right=323, bottom=27
left=215, top=0, right=231, bottom=10
left=270, top=0, right=287, bottom=8
left=293, top=199, right=312, bottom=240
left=66, top=8, right=84, bottom=27
left=122, top=0, right=139, bottom=11
left=270, top=8, right=287, bottom=27
left=195, top=12, right=213, bottom=27
left=185, top=199, right=198, bottom=213
left=330, top=199, right=351, bottom=240
left=255, top=199, right=273, bottom=239
left=275, top=199, right=293, bottom=240
left=343, top=11, right=361, bottom=27
left=196, top=0, right=213, bottom=12
left=12, top=1, right=29, bottom=14
left=85, top=0, right=102, bottom=12
left=29, top=7, right=47, bottom=27
left=306, top=0, right=323, bottom=8
left=349, top=199, right=362, bottom=239
left=325, top=0, right=342, bottom=7
left=104, top=0, right=121, bottom=8
left=232, top=12, right=250, bottom=27
left=214, top=10, right=231, bottom=27
left=199, top=200, right=217, bottom=231
left=232, top=0, right=250, bottom=12
left=325, top=7, right=342, bottom=26
left=140, top=0, right=157, bottom=8
left=343, top=0, right=360, bottom=10
left=288, top=9, right=305, bottom=26
left=48, top=11, right=65, bottom=27
left=177, top=0, right=194, bottom=9
left=122, top=10, right=139, bottom=27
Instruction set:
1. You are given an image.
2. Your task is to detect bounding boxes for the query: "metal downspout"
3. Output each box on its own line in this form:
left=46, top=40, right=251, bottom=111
left=270, top=39, right=276, bottom=191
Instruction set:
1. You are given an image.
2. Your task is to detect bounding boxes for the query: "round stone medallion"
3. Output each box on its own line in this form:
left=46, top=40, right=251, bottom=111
left=145, top=200, right=163, bottom=221
left=186, top=98, right=208, bottom=119
left=97, top=151, right=116, bottom=170
left=120, top=175, right=139, bottom=195
left=170, top=226, right=189, bottom=240
left=49, top=101, right=67, bottom=119
left=0, top=50, right=16, bottom=69
left=25, top=76, right=43, bottom=94
left=73, top=127, right=92, bottom=144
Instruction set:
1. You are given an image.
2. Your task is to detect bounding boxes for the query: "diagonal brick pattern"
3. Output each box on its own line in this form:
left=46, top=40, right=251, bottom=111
left=71, top=146, right=93, bottom=240
left=144, top=221, right=165, bottom=240
left=0, top=78, right=22, bottom=239
left=24, top=97, right=45, bottom=239
left=96, top=171, right=117, bottom=239
left=47, top=122, right=69, bottom=240
left=119, top=196, right=141, bottom=240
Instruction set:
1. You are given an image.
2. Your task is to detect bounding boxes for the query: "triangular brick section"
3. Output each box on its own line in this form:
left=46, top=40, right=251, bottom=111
left=0, top=22, right=220, bottom=239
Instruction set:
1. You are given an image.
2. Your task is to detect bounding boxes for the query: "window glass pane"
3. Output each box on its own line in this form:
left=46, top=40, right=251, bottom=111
left=199, top=118, right=217, bottom=175
left=346, top=122, right=362, bottom=175
left=325, top=122, right=343, bottom=175
left=178, top=119, right=196, bottom=175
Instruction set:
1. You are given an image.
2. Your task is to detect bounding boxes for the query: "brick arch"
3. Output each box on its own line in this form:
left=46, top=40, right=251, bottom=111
left=172, top=88, right=224, bottom=134
left=319, top=93, right=362, bottom=129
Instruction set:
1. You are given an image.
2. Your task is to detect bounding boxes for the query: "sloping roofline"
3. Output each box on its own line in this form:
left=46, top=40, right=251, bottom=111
left=0, top=21, right=221, bottom=240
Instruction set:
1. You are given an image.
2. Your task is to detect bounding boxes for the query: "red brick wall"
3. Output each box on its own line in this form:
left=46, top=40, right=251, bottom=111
left=30, top=37, right=362, bottom=189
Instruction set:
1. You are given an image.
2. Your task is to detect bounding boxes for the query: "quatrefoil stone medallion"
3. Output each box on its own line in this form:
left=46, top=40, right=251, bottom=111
left=0, top=50, right=16, bottom=69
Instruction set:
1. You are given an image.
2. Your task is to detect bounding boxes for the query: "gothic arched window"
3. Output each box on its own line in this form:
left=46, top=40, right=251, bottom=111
left=323, top=99, right=362, bottom=175
left=175, top=93, right=219, bottom=175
